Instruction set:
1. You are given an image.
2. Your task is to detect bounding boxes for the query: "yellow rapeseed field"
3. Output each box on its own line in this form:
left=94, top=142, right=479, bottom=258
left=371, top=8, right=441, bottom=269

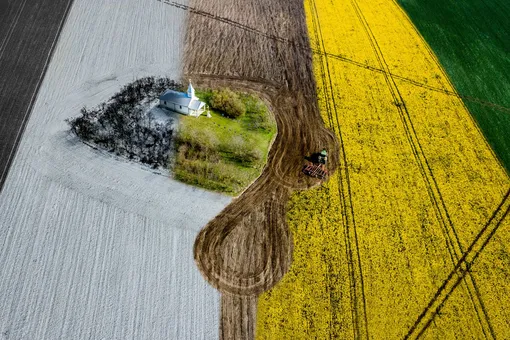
left=257, top=0, right=510, bottom=339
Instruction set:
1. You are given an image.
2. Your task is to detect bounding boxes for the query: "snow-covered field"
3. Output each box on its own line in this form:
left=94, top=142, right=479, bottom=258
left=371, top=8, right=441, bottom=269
left=0, top=0, right=230, bottom=339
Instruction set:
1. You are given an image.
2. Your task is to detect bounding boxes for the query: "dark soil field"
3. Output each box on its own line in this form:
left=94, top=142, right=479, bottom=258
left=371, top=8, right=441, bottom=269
left=397, top=0, right=510, bottom=172
left=0, top=0, right=74, bottom=190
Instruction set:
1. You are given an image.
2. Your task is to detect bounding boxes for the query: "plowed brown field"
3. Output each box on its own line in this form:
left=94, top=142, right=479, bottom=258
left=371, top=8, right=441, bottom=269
left=176, top=0, right=338, bottom=337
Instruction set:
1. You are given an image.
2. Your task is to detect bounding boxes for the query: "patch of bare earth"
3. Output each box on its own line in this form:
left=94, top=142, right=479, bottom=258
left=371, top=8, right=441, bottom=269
left=180, top=0, right=338, bottom=338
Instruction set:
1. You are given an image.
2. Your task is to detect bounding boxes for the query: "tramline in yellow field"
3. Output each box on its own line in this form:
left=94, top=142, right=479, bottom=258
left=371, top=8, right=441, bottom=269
left=257, top=0, right=510, bottom=338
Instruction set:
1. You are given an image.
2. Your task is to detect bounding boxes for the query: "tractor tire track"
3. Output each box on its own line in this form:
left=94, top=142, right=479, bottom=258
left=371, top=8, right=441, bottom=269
left=310, top=1, right=370, bottom=339
left=0, top=0, right=28, bottom=59
left=388, top=0, right=508, bottom=175
left=349, top=0, right=496, bottom=338
left=308, top=1, right=353, bottom=337
left=404, top=188, right=510, bottom=339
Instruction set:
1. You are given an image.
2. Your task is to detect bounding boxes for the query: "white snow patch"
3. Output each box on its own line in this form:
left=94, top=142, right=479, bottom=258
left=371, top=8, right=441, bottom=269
left=0, top=0, right=227, bottom=339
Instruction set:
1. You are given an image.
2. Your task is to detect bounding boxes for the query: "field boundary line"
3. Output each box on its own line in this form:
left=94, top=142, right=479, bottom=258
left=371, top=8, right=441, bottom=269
left=389, top=0, right=508, bottom=177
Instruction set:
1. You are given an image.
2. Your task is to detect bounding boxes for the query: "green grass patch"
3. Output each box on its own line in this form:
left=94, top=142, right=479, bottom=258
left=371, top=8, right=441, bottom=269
left=173, top=90, right=276, bottom=195
left=397, top=0, right=510, bottom=172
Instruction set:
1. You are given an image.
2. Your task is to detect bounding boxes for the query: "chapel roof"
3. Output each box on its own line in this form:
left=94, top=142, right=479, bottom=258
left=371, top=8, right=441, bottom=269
left=159, top=90, right=192, bottom=106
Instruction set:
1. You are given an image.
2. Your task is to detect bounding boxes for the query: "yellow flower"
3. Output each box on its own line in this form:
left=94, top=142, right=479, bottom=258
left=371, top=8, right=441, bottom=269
left=257, top=0, right=510, bottom=339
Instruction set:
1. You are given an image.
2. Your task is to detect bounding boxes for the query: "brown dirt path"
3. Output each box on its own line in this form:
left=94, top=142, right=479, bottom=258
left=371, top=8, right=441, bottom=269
left=179, top=0, right=338, bottom=338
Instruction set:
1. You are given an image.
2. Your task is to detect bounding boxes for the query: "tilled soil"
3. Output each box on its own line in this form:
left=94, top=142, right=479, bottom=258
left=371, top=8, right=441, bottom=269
left=0, top=0, right=74, bottom=190
left=182, top=0, right=338, bottom=338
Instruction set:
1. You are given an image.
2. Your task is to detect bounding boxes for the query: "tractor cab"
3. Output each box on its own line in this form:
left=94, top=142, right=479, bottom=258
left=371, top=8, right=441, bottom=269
left=318, top=149, right=328, bottom=165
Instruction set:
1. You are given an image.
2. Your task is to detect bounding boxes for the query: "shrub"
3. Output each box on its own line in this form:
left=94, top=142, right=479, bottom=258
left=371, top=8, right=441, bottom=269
left=67, top=77, right=178, bottom=168
left=240, top=94, right=274, bottom=131
left=209, top=88, right=246, bottom=119
left=175, top=128, right=220, bottom=162
left=222, top=135, right=263, bottom=166
left=174, top=159, right=246, bottom=194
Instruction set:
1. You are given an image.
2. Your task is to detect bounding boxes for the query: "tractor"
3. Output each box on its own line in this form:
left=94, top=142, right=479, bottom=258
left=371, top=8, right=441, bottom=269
left=302, top=148, right=328, bottom=180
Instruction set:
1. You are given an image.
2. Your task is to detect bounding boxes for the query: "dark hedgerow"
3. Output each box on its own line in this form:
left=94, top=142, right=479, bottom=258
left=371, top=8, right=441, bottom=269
left=66, top=76, right=180, bottom=168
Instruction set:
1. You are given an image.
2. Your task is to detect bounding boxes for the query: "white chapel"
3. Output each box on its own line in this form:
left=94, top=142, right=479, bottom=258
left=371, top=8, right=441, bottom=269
left=159, top=80, right=206, bottom=117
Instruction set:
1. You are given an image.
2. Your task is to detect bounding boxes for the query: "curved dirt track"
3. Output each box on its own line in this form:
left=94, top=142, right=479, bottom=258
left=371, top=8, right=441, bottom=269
left=180, top=0, right=338, bottom=337
left=192, top=77, right=338, bottom=296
